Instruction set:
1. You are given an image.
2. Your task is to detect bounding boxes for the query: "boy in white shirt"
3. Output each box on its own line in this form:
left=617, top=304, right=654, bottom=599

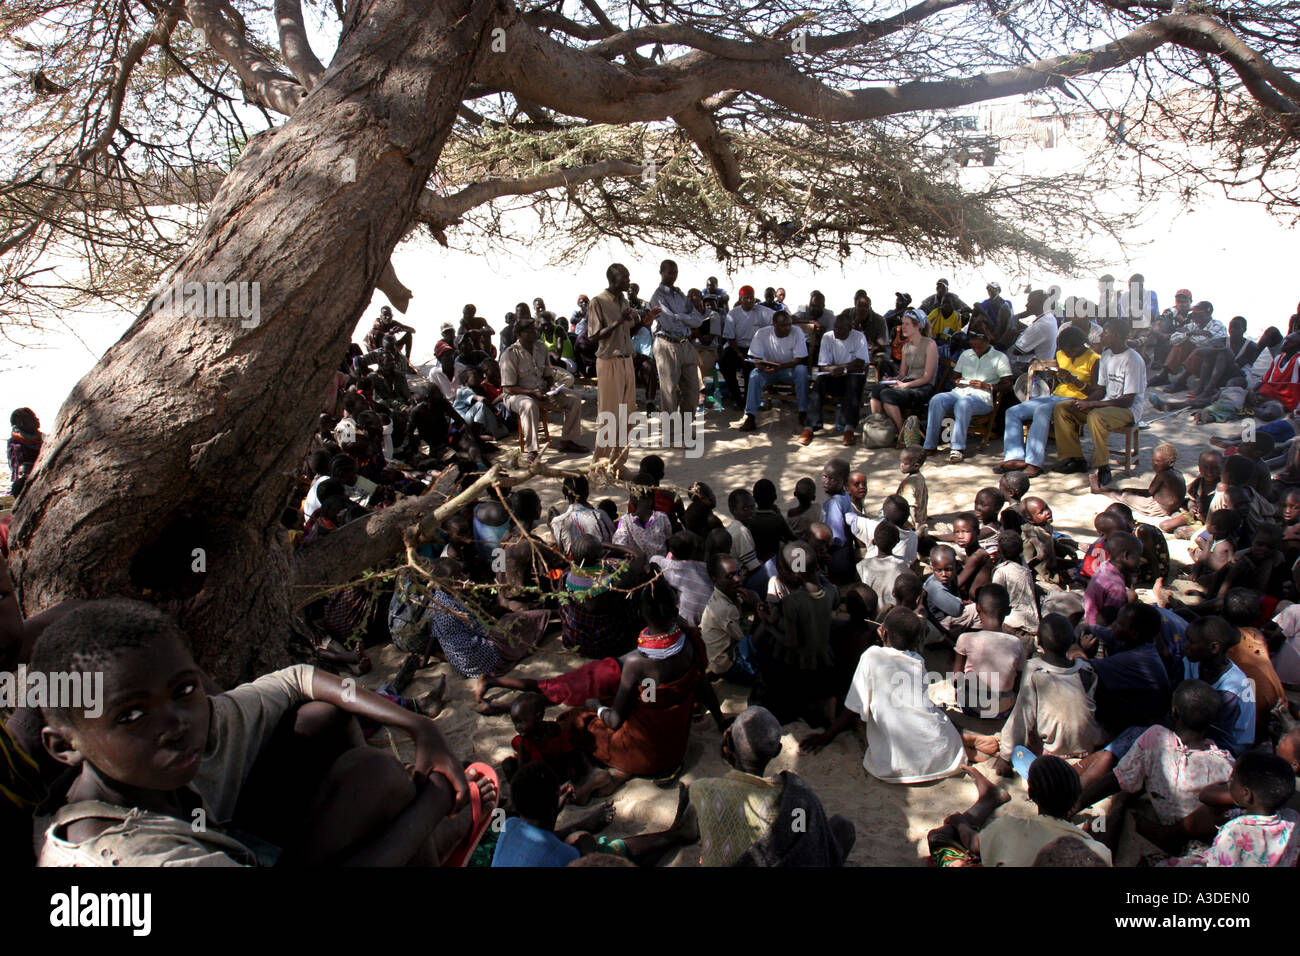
left=802, top=607, right=964, bottom=784
left=990, top=530, right=1040, bottom=644
left=856, top=522, right=910, bottom=611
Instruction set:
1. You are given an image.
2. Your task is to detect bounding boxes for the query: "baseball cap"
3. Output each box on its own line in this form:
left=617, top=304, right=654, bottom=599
left=440, top=322, right=454, bottom=332
left=738, top=285, right=755, bottom=298
left=987, top=281, right=1001, bottom=293
left=1175, top=289, right=1192, bottom=300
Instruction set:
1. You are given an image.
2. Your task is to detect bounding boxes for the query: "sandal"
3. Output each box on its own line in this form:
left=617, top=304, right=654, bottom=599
left=948, top=451, right=964, bottom=464
left=443, top=762, right=499, bottom=867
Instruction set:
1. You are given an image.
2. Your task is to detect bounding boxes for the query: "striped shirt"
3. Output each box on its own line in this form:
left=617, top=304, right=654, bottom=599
left=650, top=555, right=714, bottom=627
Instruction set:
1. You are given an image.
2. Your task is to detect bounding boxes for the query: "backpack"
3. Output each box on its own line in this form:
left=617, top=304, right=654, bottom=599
left=861, top=413, right=898, bottom=449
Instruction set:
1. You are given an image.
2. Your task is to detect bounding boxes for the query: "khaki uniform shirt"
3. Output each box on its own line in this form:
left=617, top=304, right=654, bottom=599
left=589, top=289, right=632, bottom=359
left=500, top=340, right=554, bottom=391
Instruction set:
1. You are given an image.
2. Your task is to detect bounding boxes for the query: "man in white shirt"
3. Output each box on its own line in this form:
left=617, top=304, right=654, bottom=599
left=922, top=326, right=1012, bottom=463
left=1150, top=300, right=1226, bottom=388
left=808, top=311, right=870, bottom=447
left=1009, top=290, right=1059, bottom=374
left=720, top=285, right=774, bottom=409
left=1052, top=317, right=1147, bottom=491
left=1117, top=272, right=1158, bottom=329
left=737, top=311, right=810, bottom=432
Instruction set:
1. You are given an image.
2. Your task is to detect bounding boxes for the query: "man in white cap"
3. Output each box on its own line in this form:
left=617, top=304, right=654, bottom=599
left=978, top=281, right=1014, bottom=346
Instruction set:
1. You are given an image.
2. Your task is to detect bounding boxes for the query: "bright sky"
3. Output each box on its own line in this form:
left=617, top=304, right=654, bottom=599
left=3, top=143, right=1296, bottom=429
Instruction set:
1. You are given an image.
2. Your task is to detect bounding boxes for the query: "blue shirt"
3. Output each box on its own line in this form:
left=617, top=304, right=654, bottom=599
left=1184, top=659, right=1255, bottom=755
left=1091, top=641, right=1172, bottom=734
left=822, top=493, right=852, bottom=547
left=491, top=817, right=581, bottom=867
left=648, top=284, right=704, bottom=337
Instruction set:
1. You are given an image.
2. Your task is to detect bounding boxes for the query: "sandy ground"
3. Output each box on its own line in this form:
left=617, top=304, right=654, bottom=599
left=349, top=388, right=1243, bottom=867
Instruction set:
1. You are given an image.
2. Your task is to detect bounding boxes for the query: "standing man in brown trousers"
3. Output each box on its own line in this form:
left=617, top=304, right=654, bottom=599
left=590, top=263, right=657, bottom=467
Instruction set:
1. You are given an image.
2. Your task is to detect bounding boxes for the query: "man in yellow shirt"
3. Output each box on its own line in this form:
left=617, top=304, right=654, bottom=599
left=998, top=325, right=1098, bottom=478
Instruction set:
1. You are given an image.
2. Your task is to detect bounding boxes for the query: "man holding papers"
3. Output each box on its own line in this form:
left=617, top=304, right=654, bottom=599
left=808, top=311, right=870, bottom=447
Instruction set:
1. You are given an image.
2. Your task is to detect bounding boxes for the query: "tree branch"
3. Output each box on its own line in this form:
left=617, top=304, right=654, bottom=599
left=187, top=0, right=307, bottom=117
left=673, top=104, right=742, bottom=191
left=416, top=158, right=643, bottom=226
left=582, top=0, right=974, bottom=62
left=275, top=0, right=327, bottom=90
left=478, top=12, right=1299, bottom=127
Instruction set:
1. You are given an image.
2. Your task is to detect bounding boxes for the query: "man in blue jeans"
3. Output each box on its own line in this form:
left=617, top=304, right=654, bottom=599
left=923, top=326, right=1011, bottom=463
left=737, top=310, right=810, bottom=433
left=998, top=325, right=1099, bottom=477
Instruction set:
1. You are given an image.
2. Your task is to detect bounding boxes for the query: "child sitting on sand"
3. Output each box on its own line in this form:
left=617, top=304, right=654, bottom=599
left=502, top=693, right=613, bottom=806
left=1021, top=496, right=1077, bottom=584
left=1076, top=511, right=1124, bottom=583
left=725, top=488, right=761, bottom=575
left=1183, top=616, right=1256, bottom=756
left=1106, top=680, right=1234, bottom=851
left=1084, top=531, right=1141, bottom=627
left=786, top=477, right=819, bottom=539
left=1167, top=449, right=1222, bottom=536
left=974, top=488, right=1006, bottom=546
left=856, top=522, right=909, bottom=611
left=1161, top=752, right=1298, bottom=867
left=1189, top=509, right=1240, bottom=587
left=991, top=530, right=1039, bottom=642
left=923, top=544, right=969, bottom=637
left=994, top=614, right=1106, bottom=776
left=613, top=477, right=673, bottom=558
left=491, top=762, right=615, bottom=866
left=32, top=599, right=495, bottom=867
left=749, top=478, right=796, bottom=564
left=803, top=608, right=964, bottom=784
left=953, top=513, right=994, bottom=598
left=953, top=585, right=1024, bottom=719
left=700, top=553, right=761, bottom=681
left=897, top=445, right=929, bottom=530
left=1103, top=442, right=1186, bottom=519
left=998, top=472, right=1031, bottom=527
left=927, top=756, right=1111, bottom=866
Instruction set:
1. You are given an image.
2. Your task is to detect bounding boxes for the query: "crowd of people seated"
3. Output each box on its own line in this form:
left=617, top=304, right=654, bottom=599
left=5, top=266, right=1300, bottom=870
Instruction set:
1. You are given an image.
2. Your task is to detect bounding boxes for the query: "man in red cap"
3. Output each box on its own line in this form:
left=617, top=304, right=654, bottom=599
left=720, top=285, right=773, bottom=409
left=1145, top=288, right=1193, bottom=370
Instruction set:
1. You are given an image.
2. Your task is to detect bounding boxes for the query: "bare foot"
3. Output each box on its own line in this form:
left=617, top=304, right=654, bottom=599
left=666, top=783, right=699, bottom=844
left=1152, top=576, right=1171, bottom=608
left=961, top=765, right=1010, bottom=807
left=415, top=675, right=447, bottom=718
left=465, top=764, right=499, bottom=813
left=473, top=675, right=491, bottom=704
left=573, top=801, right=616, bottom=834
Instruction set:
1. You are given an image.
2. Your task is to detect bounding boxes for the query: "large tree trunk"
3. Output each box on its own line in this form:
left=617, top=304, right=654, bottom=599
left=9, top=0, right=500, bottom=685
